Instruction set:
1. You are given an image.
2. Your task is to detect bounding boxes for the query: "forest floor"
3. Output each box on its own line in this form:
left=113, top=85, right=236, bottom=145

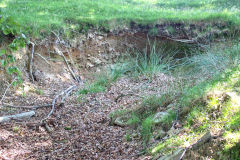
left=0, top=69, right=175, bottom=159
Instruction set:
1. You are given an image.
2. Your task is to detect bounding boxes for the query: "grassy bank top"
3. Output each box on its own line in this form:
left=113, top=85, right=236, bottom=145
left=1, top=0, right=240, bottom=36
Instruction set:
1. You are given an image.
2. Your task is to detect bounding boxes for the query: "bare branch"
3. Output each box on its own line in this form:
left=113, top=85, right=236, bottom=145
left=0, top=77, right=17, bottom=105
left=35, top=53, right=51, bottom=65
left=0, top=111, right=35, bottom=123
left=41, top=85, right=77, bottom=122
left=54, top=45, right=80, bottom=82
left=29, top=41, right=35, bottom=81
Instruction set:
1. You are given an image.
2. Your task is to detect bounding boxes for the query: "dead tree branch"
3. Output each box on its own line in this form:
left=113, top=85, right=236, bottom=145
left=54, top=45, right=80, bottom=82
left=41, top=85, right=77, bottom=122
left=0, top=111, right=35, bottom=123
left=35, top=53, right=51, bottom=65
left=0, top=77, right=17, bottom=105
left=29, top=41, right=35, bottom=81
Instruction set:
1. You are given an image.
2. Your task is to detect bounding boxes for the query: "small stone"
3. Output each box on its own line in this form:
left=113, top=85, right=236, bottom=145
left=166, top=104, right=174, bottom=110
left=152, top=112, right=169, bottom=124
left=88, top=57, right=102, bottom=65
left=154, top=129, right=167, bottom=139
left=158, top=148, right=185, bottom=160
left=86, top=62, right=94, bottom=68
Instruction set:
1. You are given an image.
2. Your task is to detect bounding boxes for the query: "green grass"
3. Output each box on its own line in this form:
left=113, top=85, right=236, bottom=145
left=78, top=74, right=110, bottom=95
left=1, top=0, right=240, bottom=36
left=151, top=64, right=240, bottom=158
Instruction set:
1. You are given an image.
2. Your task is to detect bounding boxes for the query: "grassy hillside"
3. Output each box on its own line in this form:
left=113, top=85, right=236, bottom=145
left=1, top=0, right=240, bottom=36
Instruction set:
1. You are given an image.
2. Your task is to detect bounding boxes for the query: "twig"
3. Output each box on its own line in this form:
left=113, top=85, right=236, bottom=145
left=66, top=49, right=81, bottom=82
left=114, top=93, right=144, bottom=102
left=29, top=41, right=35, bottom=81
left=51, top=31, right=61, bottom=44
left=41, top=85, right=77, bottom=122
left=178, top=131, right=212, bottom=160
left=0, top=77, right=17, bottom=105
left=54, top=45, right=80, bottom=82
left=35, top=53, right=51, bottom=65
left=61, top=85, right=77, bottom=103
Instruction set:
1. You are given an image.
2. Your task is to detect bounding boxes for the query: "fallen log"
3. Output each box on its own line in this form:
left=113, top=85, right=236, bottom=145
left=0, top=111, right=35, bottom=123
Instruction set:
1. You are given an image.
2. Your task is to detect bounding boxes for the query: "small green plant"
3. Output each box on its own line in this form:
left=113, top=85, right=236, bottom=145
left=160, top=110, right=176, bottom=126
left=109, top=108, right=129, bottom=120
left=35, top=88, right=44, bottom=95
left=13, top=126, right=19, bottom=133
left=0, top=16, right=27, bottom=85
left=148, top=28, right=158, bottom=36
left=141, top=116, right=153, bottom=145
left=234, top=79, right=240, bottom=88
left=78, top=74, right=110, bottom=95
left=124, top=132, right=132, bottom=142
left=64, top=126, right=72, bottom=130
left=127, top=113, right=141, bottom=126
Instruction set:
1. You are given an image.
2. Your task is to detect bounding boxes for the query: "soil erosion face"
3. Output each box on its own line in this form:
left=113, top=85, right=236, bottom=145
left=0, top=22, right=233, bottom=159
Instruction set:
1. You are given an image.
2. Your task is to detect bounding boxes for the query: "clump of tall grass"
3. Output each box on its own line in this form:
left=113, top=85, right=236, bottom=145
left=113, top=44, right=177, bottom=78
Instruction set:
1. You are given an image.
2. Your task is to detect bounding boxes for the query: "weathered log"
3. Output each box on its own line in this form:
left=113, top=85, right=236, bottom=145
left=0, top=111, right=35, bottom=123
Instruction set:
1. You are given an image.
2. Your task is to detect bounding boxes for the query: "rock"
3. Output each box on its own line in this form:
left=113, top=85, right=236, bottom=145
left=152, top=112, right=169, bottom=124
left=154, top=129, right=167, bottom=139
left=86, top=62, right=94, bottom=68
left=166, top=104, right=174, bottom=110
left=192, top=131, right=212, bottom=149
left=114, top=117, right=127, bottom=127
left=158, top=148, right=185, bottom=160
left=88, top=56, right=102, bottom=65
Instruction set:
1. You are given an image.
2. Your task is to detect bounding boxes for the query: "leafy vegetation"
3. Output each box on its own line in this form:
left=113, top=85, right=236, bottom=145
left=0, top=16, right=27, bottom=85
left=1, top=0, right=240, bottom=37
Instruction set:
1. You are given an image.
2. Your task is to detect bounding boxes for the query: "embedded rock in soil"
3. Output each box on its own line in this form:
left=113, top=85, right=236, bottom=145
left=152, top=112, right=169, bottom=124
left=158, top=148, right=185, bottom=160
left=154, top=129, right=167, bottom=140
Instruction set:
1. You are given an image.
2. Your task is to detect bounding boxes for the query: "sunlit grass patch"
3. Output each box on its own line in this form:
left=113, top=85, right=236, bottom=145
left=2, top=0, right=240, bottom=37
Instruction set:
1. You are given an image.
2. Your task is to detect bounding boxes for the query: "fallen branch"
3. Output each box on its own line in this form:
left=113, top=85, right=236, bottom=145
left=35, top=53, right=51, bottom=65
left=114, top=93, right=144, bottom=102
left=0, top=77, right=17, bottom=105
left=0, top=111, right=35, bottom=123
left=54, top=45, right=80, bottom=82
left=179, top=131, right=212, bottom=160
left=66, top=49, right=81, bottom=82
left=29, top=41, right=35, bottom=81
left=61, top=85, right=78, bottom=104
left=41, top=85, right=77, bottom=122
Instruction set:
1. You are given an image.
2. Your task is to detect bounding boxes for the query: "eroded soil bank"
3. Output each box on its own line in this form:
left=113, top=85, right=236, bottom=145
left=0, top=22, right=238, bottom=159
